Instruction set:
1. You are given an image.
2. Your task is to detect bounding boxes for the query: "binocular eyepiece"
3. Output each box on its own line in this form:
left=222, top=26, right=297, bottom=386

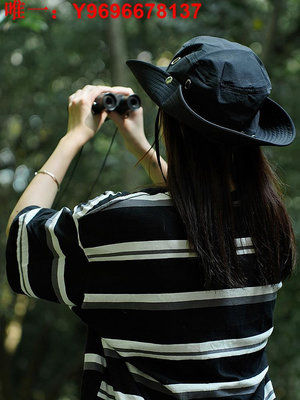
left=92, top=92, right=141, bottom=115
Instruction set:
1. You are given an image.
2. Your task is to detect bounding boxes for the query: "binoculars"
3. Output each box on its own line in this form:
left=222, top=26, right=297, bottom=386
left=92, top=92, right=141, bottom=115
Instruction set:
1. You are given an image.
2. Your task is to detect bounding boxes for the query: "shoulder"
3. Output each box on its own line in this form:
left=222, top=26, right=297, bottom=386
left=73, top=187, right=172, bottom=220
left=72, top=187, right=176, bottom=251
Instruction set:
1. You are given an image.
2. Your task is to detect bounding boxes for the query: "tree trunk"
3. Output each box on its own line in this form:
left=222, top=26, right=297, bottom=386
left=262, top=0, right=286, bottom=68
left=108, top=14, right=136, bottom=188
left=108, top=3, right=128, bottom=85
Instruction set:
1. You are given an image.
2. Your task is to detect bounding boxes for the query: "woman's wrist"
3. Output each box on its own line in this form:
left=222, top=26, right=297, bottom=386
left=125, top=138, right=167, bottom=184
left=124, top=136, right=152, bottom=159
left=63, top=129, right=90, bottom=149
left=6, top=132, right=84, bottom=236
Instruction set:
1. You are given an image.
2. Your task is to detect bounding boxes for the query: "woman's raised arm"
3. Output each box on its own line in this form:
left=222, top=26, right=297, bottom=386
left=6, top=84, right=168, bottom=235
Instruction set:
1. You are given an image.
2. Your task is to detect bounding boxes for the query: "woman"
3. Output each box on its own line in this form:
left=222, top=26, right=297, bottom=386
left=6, top=36, right=296, bottom=400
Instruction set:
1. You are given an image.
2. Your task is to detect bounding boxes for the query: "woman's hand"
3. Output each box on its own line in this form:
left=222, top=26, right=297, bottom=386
left=106, top=86, right=167, bottom=185
left=67, top=85, right=112, bottom=145
left=105, top=87, right=149, bottom=156
left=6, top=84, right=112, bottom=234
left=66, top=84, right=150, bottom=155
left=6, top=83, right=167, bottom=236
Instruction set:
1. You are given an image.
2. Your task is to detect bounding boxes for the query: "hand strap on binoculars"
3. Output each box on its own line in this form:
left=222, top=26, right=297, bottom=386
left=54, top=112, right=165, bottom=209
left=85, top=127, right=118, bottom=201
left=53, top=127, right=117, bottom=209
left=53, top=146, right=83, bottom=208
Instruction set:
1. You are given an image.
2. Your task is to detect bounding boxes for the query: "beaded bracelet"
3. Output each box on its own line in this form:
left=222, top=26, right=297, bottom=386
left=34, top=169, right=60, bottom=191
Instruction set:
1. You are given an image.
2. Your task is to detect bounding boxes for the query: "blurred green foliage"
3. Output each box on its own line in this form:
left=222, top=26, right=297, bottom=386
left=0, top=0, right=299, bottom=399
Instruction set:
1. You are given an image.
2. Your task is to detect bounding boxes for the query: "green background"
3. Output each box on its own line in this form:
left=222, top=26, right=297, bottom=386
left=0, top=0, right=299, bottom=398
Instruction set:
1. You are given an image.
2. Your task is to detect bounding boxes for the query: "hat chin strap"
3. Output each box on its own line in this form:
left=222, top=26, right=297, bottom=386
left=155, top=111, right=167, bottom=183
left=244, top=110, right=260, bottom=137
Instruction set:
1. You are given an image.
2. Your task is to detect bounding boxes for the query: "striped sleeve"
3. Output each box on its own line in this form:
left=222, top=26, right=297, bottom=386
left=6, top=205, right=89, bottom=306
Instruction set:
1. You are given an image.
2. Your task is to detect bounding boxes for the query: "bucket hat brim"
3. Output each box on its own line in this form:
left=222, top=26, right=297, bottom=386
left=127, top=59, right=296, bottom=147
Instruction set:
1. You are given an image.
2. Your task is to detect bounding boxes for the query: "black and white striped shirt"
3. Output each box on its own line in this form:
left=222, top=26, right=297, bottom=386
left=6, top=188, right=280, bottom=400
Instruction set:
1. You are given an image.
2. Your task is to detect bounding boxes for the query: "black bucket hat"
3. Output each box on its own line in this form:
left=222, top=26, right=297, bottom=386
left=127, top=36, right=296, bottom=146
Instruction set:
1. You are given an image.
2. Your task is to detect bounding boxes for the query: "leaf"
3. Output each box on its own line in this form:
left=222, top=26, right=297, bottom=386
left=18, top=12, right=48, bottom=32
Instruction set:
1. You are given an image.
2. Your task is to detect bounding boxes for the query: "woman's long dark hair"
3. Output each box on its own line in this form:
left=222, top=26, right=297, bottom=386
left=159, top=110, right=296, bottom=288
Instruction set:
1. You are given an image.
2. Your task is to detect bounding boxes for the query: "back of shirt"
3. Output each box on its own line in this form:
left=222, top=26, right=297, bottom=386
left=6, top=188, right=280, bottom=400
left=73, top=188, right=279, bottom=400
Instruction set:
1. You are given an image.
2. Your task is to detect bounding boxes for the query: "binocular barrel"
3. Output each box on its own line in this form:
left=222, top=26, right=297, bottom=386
left=92, top=93, right=141, bottom=115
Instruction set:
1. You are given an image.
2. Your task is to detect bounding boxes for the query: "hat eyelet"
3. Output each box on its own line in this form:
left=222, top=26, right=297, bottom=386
left=184, top=78, right=192, bottom=89
left=171, top=57, right=181, bottom=65
left=165, top=76, right=173, bottom=84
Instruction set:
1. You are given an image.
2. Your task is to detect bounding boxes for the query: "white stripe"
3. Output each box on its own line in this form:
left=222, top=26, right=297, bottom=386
left=102, top=328, right=273, bottom=361
left=126, top=362, right=159, bottom=383
left=84, top=353, right=107, bottom=367
left=236, top=248, right=255, bottom=255
left=234, top=237, right=253, bottom=247
left=125, top=362, right=268, bottom=393
left=47, top=209, right=75, bottom=306
left=84, top=283, right=282, bottom=304
left=98, top=381, right=145, bottom=400
left=113, top=393, right=145, bottom=400
left=73, top=191, right=115, bottom=218
left=97, top=390, right=110, bottom=400
left=126, top=193, right=171, bottom=202
left=84, top=239, right=197, bottom=261
left=88, top=252, right=197, bottom=261
left=17, top=209, right=41, bottom=298
left=235, top=238, right=241, bottom=247
left=16, top=214, right=27, bottom=294
left=105, top=339, right=268, bottom=361
left=98, top=381, right=114, bottom=400
left=72, top=209, right=89, bottom=257
left=264, top=380, right=276, bottom=400
left=165, top=367, right=269, bottom=393
left=84, top=238, right=255, bottom=261
left=85, top=240, right=193, bottom=256
left=74, top=191, right=151, bottom=219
